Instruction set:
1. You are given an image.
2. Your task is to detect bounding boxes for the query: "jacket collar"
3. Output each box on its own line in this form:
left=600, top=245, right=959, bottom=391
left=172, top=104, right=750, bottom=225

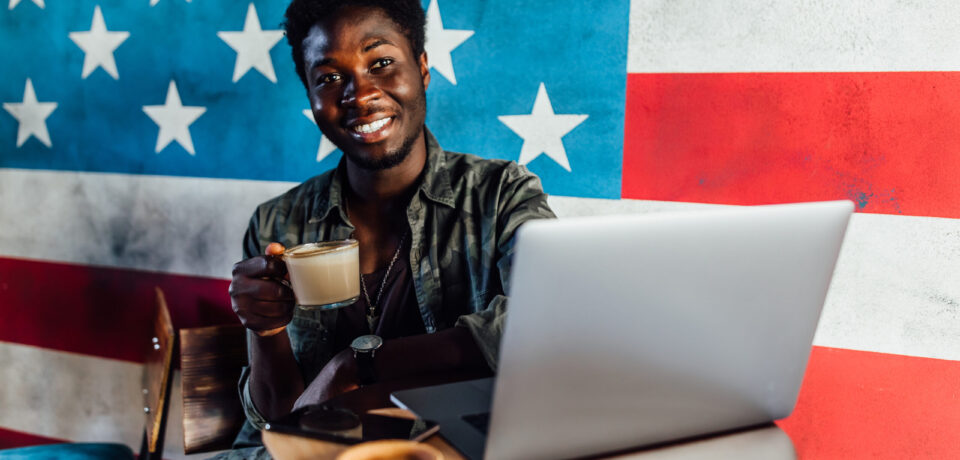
left=418, top=128, right=456, bottom=208
left=308, top=126, right=455, bottom=224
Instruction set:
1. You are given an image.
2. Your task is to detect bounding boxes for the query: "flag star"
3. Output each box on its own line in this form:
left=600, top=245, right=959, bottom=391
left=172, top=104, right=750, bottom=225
left=8, top=0, right=44, bottom=10
left=302, top=109, right=338, bottom=163
left=218, top=3, right=285, bottom=83
left=150, top=0, right=191, bottom=6
left=142, top=81, right=206, bottom=155
left=68, top=6, right=130, bottom=80
left=498, top=83, right=588, bottom=172
left=424, top=0, right=474, bottom=85
left=3, top=79, right=57, bottom=148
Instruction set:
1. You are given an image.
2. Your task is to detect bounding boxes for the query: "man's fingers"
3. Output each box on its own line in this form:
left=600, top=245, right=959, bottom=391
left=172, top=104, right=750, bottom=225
left=230, top=277, right=293, bottom=301
left=243, top=305, right=294, bottom=321
left=231, top=278, right=294, bottom=302
left=229, top=243, right=294, bottom=335
left=236, top=296, right=295, bottom=319
left=232, top=255, right=288, bottom=279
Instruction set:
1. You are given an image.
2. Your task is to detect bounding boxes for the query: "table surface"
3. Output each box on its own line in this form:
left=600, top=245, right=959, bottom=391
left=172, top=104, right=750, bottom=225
left=260, top=377, right=797, bottom=460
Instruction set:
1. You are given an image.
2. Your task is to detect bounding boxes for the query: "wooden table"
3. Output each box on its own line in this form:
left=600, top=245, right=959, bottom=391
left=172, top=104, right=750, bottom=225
left=262, top=407, right=466, bottom=460
left=262, top=378, right=797, bottom=460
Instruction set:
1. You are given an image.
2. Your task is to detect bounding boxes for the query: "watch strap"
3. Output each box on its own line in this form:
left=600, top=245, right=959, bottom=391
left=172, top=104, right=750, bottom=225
left=354, top=350, right=377, bottom=386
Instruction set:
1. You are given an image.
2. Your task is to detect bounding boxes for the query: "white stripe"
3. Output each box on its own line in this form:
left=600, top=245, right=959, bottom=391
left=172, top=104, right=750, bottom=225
left=0, top=341, right=226, bottom=459
left=0, top=341, right=142, bottom=446
left=2, top=170, right=959, bottom=362
left=628, top=0, right=960, bottom=73
left=0, top=168, right=294, bottom=279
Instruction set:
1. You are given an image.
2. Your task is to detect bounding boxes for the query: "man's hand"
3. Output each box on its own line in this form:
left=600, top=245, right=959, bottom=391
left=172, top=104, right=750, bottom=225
left=229, top=242, right=295, bottom=336
left=293, top=349, right=360, bottom=410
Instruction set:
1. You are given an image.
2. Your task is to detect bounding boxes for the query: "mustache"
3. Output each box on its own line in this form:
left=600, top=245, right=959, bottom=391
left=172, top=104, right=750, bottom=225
left=343, top=106, right=393, bottom=122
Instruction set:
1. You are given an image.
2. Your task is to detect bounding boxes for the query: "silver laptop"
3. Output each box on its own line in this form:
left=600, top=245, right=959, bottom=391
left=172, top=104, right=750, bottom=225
left=392, top=200, right=853, bottom=460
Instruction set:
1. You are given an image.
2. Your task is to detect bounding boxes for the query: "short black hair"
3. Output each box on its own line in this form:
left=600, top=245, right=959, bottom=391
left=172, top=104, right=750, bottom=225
left=284, top=0, right=427, bottom=89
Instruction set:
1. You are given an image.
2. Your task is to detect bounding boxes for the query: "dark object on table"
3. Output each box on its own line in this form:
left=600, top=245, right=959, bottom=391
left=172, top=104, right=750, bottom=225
left=264, top=405, right=438, bottom=445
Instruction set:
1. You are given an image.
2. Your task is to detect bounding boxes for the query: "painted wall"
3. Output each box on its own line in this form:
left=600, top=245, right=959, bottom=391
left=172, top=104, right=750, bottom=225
left=1, top=0, right=958, bottom=458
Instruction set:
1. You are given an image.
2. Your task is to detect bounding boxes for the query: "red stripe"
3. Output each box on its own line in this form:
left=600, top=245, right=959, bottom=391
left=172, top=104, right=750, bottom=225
left=778, top=346, right=960, bottom=458
left=0, top=427, right=65, bottom=449
left=622, top=72, right=960, bottom=218
left=0, top=256, right=237, bottom=363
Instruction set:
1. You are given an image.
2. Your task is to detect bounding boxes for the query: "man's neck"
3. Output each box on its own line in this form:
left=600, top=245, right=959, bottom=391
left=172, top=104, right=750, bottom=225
left=344, top=132, right=428, bottom=219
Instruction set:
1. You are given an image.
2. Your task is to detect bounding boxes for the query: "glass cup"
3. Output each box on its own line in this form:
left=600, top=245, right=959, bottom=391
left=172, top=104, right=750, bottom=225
left=283, top=239, right=360, bottom=310
left=336, top=440, right=444, bottom=460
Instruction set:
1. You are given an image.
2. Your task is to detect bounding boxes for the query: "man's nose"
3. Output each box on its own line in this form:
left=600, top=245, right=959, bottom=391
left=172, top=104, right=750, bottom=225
left=341, top=74, right=381, bottom=108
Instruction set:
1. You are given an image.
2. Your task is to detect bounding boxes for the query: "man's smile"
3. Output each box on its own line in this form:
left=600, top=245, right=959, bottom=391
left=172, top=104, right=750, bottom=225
left=346, top=115, right=395, bottom=143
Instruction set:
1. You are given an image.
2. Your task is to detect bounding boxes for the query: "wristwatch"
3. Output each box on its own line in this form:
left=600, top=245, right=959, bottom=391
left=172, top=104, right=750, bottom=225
left=350, top=334, right=383, bottom=386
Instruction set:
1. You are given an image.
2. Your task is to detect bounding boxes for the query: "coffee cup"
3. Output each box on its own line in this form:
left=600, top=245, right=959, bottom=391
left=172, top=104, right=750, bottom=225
left=336, top=440, right=444, bottom=460
left=283, top=240, right=360, bottom=310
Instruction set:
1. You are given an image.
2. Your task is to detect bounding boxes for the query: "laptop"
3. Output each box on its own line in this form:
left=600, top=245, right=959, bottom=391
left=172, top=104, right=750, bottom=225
left=391, top=200, right=853, bottom=460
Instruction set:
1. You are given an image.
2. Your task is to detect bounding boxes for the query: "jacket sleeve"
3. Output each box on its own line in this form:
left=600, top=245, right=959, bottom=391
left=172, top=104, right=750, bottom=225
left=236, top=210, right=271, bottom=430
left=455, top=163, right=556, bottom=369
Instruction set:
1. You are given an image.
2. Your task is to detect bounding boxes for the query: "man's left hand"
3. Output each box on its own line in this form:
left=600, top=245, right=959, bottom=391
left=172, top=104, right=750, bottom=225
left=292, top=349, right=360, bottom=410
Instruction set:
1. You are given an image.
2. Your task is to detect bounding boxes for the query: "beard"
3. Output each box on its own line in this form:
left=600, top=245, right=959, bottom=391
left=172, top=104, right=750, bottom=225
left=342, top=123, right=421, bottom=171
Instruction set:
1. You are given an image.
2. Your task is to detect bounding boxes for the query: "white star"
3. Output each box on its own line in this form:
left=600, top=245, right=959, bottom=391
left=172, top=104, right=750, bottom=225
left=3, top=79, right=57, bottom=148
left=217, top=3, right=285, bottom=83
left=68, top=6, right=130, bottom=80
left=302, top=109, right=338, bottom=163
left=8, top=0, right=44, bottom=10
left=424, top=0, right=474, bottom=85
left=150, top=0, right=191, bottom=6
left=498, top=83, right=588, bottom=172
left=142, top=81, right=206, bottom=155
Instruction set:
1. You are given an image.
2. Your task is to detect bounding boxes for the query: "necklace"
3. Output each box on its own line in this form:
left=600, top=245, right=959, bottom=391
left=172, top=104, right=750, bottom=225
left=344, top=193, right=409, bottom=319
left=360, top=228, right=408, bottom=318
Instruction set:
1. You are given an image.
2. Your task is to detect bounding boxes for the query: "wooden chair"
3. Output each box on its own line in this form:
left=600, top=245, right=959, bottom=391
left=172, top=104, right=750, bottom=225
left=179, top=323, right=249, bottom=454
left=140, top=287, right=176, bottom=460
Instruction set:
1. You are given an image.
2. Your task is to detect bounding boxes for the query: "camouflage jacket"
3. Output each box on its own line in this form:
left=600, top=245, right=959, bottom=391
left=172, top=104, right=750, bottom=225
left=236, top=128, right=556, bottom=439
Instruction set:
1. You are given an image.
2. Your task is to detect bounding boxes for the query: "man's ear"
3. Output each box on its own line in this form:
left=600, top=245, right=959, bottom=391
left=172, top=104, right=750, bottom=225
left=419, top=51, right=431, bottom=90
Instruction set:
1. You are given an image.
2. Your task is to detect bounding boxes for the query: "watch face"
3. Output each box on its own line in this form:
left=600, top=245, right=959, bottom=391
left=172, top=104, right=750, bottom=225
left=351, top=334, right=383, bottom=352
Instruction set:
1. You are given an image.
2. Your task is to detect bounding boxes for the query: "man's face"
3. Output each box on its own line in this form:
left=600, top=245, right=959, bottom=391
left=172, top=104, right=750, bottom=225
left=302, top=6, right=430, bottom=170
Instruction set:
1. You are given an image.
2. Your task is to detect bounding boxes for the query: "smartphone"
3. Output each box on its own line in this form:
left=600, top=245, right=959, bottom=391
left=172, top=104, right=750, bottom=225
left=263, top=404, right=440, bottom=445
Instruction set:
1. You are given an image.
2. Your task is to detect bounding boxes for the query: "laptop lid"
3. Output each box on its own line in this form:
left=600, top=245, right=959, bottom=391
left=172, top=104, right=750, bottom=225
left=485, top=200, right=853, bottom=460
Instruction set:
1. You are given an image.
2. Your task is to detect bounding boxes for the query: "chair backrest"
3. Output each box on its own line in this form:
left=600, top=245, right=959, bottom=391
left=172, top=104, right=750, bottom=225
left=141, top=287, right=176, bottom=460
left=180, top=323, right=248, bottom=454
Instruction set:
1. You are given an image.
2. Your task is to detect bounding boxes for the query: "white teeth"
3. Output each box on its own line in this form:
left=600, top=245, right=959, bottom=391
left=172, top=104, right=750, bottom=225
left=353, top=118, right=390, bottom=134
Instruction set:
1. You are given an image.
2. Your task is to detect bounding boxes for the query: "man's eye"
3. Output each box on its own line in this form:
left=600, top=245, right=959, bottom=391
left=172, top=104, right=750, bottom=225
left=317, top=74, right=341, bottom=85
left=371, top=58, right=394, bottom=70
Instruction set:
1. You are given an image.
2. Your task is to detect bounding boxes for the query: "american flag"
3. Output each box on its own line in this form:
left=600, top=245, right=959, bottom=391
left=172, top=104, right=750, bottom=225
left=1, top=0, right=958, bottom=457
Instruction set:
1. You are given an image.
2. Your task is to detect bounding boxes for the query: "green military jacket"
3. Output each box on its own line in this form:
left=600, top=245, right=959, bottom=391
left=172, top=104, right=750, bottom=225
left=236, top=128, right=556, bottom=435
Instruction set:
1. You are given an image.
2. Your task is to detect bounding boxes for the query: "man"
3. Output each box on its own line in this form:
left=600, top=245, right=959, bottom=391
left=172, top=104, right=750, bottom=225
left=225, top=0, right=554, bottom=455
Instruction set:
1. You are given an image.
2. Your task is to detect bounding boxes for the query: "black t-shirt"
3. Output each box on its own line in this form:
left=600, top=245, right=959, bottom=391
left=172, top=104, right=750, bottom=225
left=333, top=249, right=425, bottom=352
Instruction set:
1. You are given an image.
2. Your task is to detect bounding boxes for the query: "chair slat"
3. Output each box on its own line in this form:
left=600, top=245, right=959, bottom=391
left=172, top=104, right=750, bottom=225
left=180, top=324, right=248, bottom=454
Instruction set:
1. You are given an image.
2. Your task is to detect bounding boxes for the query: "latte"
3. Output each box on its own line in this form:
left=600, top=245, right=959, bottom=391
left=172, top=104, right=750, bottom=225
left=284, top=240, right=360, bottom=310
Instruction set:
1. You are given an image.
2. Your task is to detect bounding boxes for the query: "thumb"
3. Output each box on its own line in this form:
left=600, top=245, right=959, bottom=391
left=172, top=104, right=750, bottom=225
left=265, top=242, right=286, bottom=256
left=264, top=242, right=290, bottom=281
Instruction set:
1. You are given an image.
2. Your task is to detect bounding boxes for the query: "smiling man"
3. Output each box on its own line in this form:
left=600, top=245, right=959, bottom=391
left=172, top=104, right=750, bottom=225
left=224, top=0, right=555, bottom=456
